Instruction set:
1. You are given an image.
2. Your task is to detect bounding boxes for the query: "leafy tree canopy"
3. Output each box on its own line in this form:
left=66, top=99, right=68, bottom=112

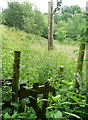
left=61, top=5, right=81, bottom=15
left=2, top=1, right=48, bottom=37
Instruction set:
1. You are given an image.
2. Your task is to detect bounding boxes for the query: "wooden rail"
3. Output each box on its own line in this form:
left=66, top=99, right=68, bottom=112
left=19, top=82, right=56, bottom=99
left=18, top=81, right=56, bottom=119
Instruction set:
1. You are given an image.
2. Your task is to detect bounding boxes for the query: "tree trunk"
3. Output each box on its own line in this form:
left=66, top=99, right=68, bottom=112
left=48, top=0, right=54, bottom=50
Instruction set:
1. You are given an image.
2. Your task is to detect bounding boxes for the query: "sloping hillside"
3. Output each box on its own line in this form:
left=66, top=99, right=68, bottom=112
left=2, top=25, right=78, bottom=84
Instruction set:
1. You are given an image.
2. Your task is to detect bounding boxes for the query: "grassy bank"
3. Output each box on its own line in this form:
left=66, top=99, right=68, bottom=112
left=1, top=24, right=79, bottom=85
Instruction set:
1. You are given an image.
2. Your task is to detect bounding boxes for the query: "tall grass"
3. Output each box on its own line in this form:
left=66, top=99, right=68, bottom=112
left=2, top=25, right=81, bottom=86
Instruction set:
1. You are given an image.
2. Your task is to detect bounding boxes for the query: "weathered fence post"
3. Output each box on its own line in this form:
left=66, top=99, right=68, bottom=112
left=18, top=83, right=26, bottom=112
left=12, top=51, right=21, bottom=102
left=59, top=66, right=64, bottom=88
left=75, top=43, right=85, bottom=88
left=86, top=3, right=88, bottom=112
left=30, top=83, right=43, bottom=119
left=48, top=0, right=54, bottom=50
left=86, top=45, right=88, bottom=89
left=86, top=1, right=88, bottom=92
left=42, top=81, right=49, bottom=119
left=18, top=80, right=56, bottom=118
left=32, top=83, right=38, bottom=105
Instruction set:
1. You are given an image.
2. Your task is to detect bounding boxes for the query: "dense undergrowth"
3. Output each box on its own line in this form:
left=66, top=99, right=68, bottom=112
left=1, top=25, right=88, bottom=119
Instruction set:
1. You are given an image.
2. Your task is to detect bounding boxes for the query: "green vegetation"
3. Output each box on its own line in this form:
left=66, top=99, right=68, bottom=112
left=2, top=24, right=78, bottom=84
left=61, top=5, right=81, bottom=15
left=1, top=1, right=88, bottom=120
left=2, top=24, right=87, bottom=119
left=54, top=8, right=86, bottom=42
left=2, top=2, right=86, bottom=41
left=2, top=1, right=48, bottom=37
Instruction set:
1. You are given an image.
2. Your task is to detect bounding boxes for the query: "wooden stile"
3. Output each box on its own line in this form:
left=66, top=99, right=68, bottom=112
left=3, top=51, right=56, bottom=119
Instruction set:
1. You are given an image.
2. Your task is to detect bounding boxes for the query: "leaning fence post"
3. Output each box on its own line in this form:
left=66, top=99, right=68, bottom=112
left=12, top=51, right=21, bottom=102
left=75, top=43, right=85, bottom=89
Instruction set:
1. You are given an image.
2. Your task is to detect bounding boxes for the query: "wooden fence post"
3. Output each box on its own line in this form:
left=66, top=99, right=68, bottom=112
left=30, top=83, right=43, bottom=119
left=32, top=83, right=38, bottom=105
left=86, top=45, right=88, bottom=88
left=86, top=1, right=88, bottom=92
left=59, top=66, right=64, bottom=88
left=12, top=51, right=21, bottom=102
left=59, top=66, right=64, bottom=79
left=75, top=43, right=85, bottom=88
left=48, top=0, right=54, bottom=50
left=42, top=81, right=49, bottom=119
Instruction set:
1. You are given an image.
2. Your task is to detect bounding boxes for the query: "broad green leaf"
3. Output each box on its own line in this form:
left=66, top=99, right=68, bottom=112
left=70, top=96, right=81, bottom=101
left=4, top=113, right=11, bottom=118
left=73, top=49, right=78, bottom=53
left=12, top=111, right=17, bottom=118
left=62, top=80, right=70, bottom=85
left=40, top=99, right=49, bottom=102
left=3, top=108, right=12, bottom=113
left=54, top=111, right=62, bottom=118
left=53, top=95, right=61, bottom=101
left=0, top=102, right=4, bottom=106
left=0, top=113, right=2, bottom=117
left=11, top=102, right=20, bottom=108
left=47, top=106, right=55, bottom=109
left=64, top=112, right=82, bottom=119
left=21, top=98, right=29, bottom=106
left=68, top=91, right=86, bottom=98
left=61, top=102, right=81, bottom=105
